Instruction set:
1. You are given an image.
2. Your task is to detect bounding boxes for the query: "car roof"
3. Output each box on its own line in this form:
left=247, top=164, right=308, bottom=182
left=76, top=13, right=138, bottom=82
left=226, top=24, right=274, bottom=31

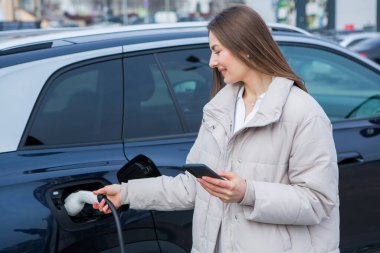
left=350, top=36, right=380, bottom=51
left=0, top=22, right=311, bottom=51
left=3, top=21, right=378, bottom=72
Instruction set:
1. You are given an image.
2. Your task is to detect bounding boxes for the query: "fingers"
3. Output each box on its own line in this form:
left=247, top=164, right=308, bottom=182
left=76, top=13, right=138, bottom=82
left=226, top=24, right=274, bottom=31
left=94, top=184, right=121, bottom=196
left=92, top=187, right=109, bottom=213
left=197, top=171, right=246, bottom=203
left=198, top=178, right=233, bottom=202
left=219, top=171, right=236, bottom=180
left=92, top=184, right=122, bottom=214
left=93, top=187, right=107, bottom=195
left=93, top=198, right=112, bottom=214
left=199, top=181, right=229, bottom=202
left=198, top=178, right=229, bottom=195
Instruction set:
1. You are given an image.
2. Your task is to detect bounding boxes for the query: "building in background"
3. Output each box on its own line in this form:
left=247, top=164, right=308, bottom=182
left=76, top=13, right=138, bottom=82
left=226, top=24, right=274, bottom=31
left=0, top=0, right=379, bottom=33
left=336, top=0, right=376, bottom=31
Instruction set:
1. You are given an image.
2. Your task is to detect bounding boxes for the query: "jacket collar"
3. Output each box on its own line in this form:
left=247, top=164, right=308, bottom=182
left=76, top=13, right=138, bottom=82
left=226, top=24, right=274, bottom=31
left=203, top=77, right=294, bottom=130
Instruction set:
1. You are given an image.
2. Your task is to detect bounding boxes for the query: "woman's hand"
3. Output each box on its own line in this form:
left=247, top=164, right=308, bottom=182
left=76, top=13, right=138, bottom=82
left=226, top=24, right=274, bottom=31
left=197, top=171, right=247, bottom=203
left=92, top=184, right=122, bottom=214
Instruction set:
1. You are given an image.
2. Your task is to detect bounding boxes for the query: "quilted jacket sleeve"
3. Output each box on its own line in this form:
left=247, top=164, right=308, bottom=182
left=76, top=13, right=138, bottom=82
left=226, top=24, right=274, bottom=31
left=126, top=135, right=201, bottom=211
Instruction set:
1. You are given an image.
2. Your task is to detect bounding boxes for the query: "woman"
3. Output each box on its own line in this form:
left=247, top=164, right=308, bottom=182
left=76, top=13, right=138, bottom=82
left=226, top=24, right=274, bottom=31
left=93, top=5, right=339, bottom=253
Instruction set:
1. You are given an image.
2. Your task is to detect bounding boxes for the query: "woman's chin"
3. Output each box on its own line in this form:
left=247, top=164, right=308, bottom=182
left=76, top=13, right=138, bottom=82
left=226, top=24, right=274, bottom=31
left=223, top=76, right=230, bottom=83
left=223, top=77, right=237, bottom=84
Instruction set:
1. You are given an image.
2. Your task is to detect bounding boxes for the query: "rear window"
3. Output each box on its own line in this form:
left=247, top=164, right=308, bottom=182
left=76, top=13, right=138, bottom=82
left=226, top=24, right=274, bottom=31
left=24, top=59, right=123, bottom=147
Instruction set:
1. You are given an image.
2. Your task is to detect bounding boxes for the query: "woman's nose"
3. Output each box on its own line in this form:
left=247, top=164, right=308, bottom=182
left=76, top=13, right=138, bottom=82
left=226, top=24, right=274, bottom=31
left=209, top=55, right=217, bottom=68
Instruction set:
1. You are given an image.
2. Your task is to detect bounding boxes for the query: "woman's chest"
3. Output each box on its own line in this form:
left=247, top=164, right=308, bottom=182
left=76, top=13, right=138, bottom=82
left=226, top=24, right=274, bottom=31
left=196, top=119, right=297, bottom=183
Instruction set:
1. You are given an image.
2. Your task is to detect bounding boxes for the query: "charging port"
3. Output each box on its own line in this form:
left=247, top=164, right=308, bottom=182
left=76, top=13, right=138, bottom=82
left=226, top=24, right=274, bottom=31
left=46, top=179, right=111, bottom=231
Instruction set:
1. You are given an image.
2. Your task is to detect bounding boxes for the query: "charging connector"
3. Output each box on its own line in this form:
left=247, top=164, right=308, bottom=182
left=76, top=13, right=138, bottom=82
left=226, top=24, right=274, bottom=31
left=64, top=191, right=126, bottom=253
left=64, top=190, right=98, bottom=216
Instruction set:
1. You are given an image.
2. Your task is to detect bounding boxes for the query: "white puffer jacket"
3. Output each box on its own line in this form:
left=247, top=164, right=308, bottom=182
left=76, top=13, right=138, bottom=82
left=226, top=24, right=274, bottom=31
left=126, top=77, right=340, bottom=253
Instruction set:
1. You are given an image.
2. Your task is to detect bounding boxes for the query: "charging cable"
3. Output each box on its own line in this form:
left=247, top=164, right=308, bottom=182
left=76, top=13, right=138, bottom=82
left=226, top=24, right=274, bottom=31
left=64, top=191, right=126, bottom=253
left=97, top=194, right=126, bottom=253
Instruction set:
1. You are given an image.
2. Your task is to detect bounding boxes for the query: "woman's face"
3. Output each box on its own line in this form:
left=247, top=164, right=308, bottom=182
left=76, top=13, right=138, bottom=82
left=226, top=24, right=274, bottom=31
left=208, top=31, right=251, bottom=84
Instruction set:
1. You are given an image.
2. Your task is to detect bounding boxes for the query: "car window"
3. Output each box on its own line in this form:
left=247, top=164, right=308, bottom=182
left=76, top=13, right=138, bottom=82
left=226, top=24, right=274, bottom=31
left=24, top=59, right=123, bottom=147
left=124, top=54, right=183, bottom=139
left=157, top=48, right=212, bottom=132
left=281, top=45, right=380, bottom=121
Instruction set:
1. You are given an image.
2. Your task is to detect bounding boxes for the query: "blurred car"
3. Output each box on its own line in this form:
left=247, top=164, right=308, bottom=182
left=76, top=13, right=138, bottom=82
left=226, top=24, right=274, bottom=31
left=339, top=32, right=380, bottom=48
left=0, top=22, right=380, bottom=253
left=351, top=36, right=380, bottom=64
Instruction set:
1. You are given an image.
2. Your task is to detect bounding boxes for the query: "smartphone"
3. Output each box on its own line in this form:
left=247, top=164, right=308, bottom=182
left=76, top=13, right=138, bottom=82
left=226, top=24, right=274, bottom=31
left=183, top=164, right=225, bottom=180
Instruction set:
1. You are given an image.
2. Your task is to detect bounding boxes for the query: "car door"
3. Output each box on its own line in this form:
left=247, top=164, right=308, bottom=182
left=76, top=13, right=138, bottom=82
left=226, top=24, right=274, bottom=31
left=281, top=44, right=380, bottom=252
left=122, top=46, right=212, bottom=253
left=0, top=56, right=160, bottom=253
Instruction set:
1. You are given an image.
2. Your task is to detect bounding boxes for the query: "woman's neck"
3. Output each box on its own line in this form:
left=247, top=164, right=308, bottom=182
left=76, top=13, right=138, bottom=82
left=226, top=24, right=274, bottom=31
left=242, top=72, right=272, bottom=100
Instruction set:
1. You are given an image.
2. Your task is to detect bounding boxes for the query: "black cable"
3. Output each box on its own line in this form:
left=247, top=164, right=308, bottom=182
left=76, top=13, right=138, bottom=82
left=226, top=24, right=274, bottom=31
left=97, top=194, right=126, bottom=253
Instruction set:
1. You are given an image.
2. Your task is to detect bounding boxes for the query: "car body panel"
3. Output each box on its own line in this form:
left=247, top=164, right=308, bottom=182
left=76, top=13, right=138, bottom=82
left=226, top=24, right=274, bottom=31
left=332, top=119, right=380, bottom=251
left=0, top=144, right=153, bottom=252
left=124, top=138, right=196, bottom=252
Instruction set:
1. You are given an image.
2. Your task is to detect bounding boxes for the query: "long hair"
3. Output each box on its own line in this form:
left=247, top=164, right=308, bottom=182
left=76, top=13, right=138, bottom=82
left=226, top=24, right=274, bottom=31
left=207, top=5, right=307, bottom=96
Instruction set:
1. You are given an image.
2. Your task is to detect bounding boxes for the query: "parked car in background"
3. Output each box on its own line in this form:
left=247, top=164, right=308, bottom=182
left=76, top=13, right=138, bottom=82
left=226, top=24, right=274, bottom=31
left=351, top=36, right=380, bottom=64
left=339, top=32, right=380, bottom=48
left=0, top=22, right=380, bottom=253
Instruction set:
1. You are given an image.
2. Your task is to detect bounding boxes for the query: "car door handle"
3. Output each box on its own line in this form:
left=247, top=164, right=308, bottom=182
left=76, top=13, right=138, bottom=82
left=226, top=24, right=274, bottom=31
left=338, top=152, right=364, bottom=166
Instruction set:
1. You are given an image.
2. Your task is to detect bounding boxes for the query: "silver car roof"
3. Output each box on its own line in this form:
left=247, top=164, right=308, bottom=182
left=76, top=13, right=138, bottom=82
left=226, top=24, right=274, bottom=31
left=0, top=22, right=311, bottom=51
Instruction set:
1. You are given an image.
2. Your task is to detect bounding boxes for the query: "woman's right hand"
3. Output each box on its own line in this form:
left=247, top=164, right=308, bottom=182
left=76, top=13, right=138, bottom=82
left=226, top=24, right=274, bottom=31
left=92, top=184, right=122, bottom=214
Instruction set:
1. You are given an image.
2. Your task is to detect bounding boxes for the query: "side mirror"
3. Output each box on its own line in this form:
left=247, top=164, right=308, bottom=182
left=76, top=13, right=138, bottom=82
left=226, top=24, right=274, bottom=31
left=346, top=95, right=380, bottom=119
left=117, top=155, right=161, bottom=183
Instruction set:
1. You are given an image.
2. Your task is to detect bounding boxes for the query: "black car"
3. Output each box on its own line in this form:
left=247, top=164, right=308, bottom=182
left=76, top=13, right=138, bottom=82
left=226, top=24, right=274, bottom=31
left=0, top=22, right=380, bottom=252
left=351, top=35, right=380, bottom=64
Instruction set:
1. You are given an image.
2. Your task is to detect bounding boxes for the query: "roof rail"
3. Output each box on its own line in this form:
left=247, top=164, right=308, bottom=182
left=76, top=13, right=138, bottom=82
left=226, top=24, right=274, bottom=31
left=0, top=40, right=74, bottom=56
left=0, top=21, right=311, bottom=54
left=0, top=42, right=53, bottom=56
left=0, top=22, right=209, bottom=51
left=267, top=23, right=312, bottom=36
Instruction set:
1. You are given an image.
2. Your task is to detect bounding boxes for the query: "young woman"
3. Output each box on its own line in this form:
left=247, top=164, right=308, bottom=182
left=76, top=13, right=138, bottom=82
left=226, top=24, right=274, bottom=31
left=94, top=5, right=339, bottom=253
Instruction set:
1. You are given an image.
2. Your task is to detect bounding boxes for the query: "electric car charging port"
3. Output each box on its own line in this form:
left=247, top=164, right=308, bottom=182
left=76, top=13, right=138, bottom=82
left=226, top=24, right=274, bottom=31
left=46, top=179, right=112, bottom=231
left=62, top=182, right=104, bottom=223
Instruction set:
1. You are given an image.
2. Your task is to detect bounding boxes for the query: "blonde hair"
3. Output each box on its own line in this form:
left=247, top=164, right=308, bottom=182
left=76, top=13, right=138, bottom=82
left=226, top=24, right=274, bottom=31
left=208, top=5, right=307, bottom=96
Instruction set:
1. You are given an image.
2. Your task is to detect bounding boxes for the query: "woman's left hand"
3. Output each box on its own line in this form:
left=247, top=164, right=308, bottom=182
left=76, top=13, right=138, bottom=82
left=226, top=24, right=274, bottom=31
left=197, top=171, right=247, bottom=203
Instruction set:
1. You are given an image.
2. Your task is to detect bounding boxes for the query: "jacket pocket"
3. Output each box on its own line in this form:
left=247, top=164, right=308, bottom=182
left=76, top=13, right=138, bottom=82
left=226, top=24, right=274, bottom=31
left=278, top=225, right=292, bottom=252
